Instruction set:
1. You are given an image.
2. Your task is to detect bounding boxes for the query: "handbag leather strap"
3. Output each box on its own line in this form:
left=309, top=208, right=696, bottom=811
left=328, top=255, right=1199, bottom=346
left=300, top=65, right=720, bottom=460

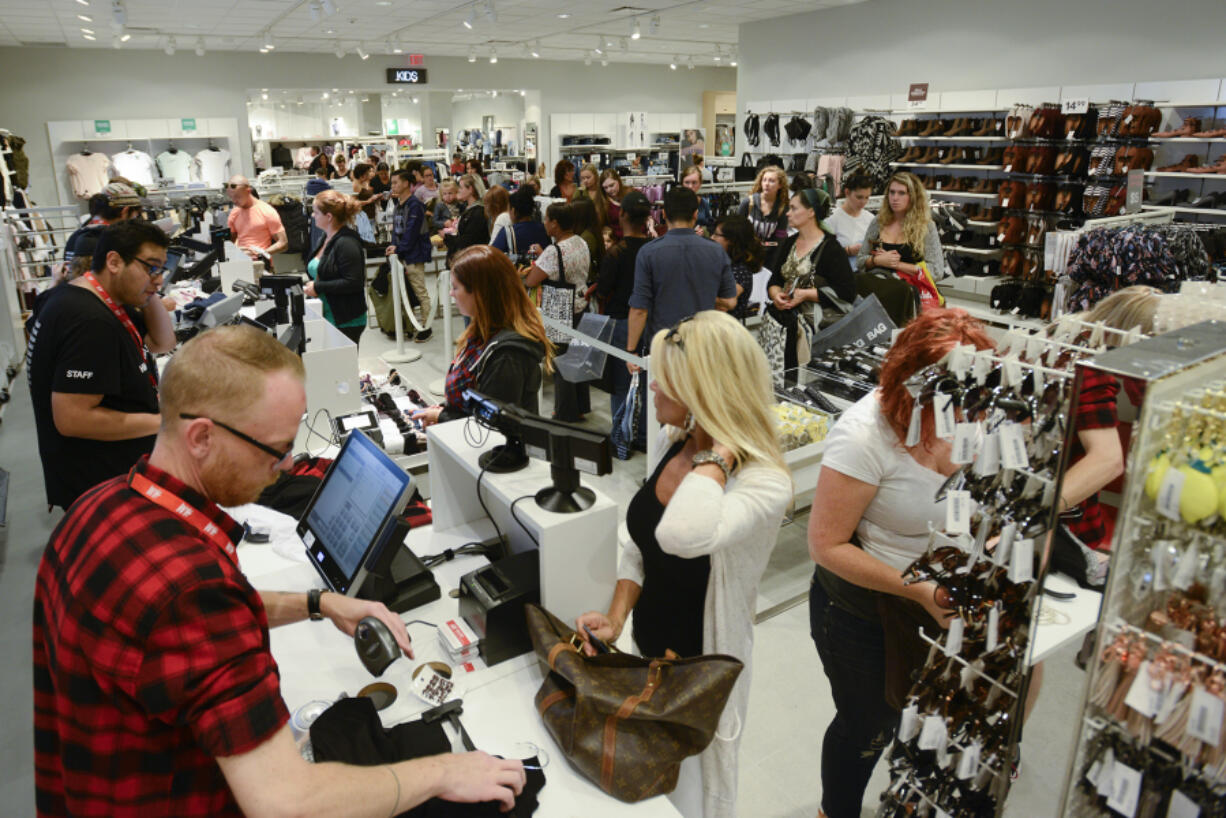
left=538, top=687, right=574, bottom=716
left=601, top=660, right=666, bottom=791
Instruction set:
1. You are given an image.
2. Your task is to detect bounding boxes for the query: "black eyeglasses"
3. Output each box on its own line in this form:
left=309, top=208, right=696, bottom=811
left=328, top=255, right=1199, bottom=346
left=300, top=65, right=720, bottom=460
left=665, top=315, right=695, bottom=350
left=179, top=413, right=293, bottom=462
left=132, top=257, right=169, bottom=278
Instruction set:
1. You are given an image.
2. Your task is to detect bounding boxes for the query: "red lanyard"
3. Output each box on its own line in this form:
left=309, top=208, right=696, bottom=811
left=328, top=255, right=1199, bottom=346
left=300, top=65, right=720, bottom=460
left=82, top=271, right=158, bottom=392
left=130, top=472, right=238, bottom=565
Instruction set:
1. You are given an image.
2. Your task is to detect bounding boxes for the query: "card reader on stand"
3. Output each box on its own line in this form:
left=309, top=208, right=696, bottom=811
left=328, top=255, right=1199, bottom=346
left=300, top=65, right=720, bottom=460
left=458, top=550, right=539, bottom=666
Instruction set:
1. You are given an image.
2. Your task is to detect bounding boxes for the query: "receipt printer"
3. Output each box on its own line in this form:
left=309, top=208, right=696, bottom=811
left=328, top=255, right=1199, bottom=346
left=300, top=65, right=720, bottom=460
left=458, top=549, right=539, bottom=666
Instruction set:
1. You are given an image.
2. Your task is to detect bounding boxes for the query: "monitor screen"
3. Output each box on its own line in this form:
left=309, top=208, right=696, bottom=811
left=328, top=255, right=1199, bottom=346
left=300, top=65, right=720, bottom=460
left=297, top=429, right=414, bottom=595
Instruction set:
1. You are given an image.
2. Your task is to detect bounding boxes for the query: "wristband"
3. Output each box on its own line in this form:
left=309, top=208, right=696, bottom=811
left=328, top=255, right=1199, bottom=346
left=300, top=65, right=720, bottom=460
left=308, top=588, right=325, bottom=621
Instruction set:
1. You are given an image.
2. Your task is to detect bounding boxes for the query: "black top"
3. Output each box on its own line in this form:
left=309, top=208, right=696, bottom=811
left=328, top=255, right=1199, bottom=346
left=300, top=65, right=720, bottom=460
left=62, top=223, right=105, bottom=268
left=595, top=236, right=648, bottom=320
left=880, top=240, right=918, bottom=264
left=309, top=226, right=367, bottom=325
left=370, top=177, right=391, bottom=195
left=631, top=440, right=710, bottom=659
left=26, top=285, right=158, bottom=509
left=436, top=330, right=546, bottom=423
left=730, top=261, right=757, bottom=320
left=443, top=202, right=491, bottom=262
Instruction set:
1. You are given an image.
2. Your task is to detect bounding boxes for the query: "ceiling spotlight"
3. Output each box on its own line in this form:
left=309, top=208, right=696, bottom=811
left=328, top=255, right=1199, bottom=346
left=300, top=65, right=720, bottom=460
left=320, top=0, right=337, bottom=15
left=594, top=43, right=602, bottom=55
left=467, top=46, right=476, bottom=62
left=163, top=35, right=175, bottom=54
left=484, top=0, right=497, bottom=24
left=308, top=0, right=321, bottom=21
left=259, top=48, right=268, bottom=55
left=412, top=96, right=418, bottom=104
left=120, top=32, right=131, bottom=42
left=463, top=6, right=474, bottom=29
left=81, top=27, right=94, bottom=34
left=557, top=13, right=569, bottom=19
left=76, top=0, right=90, bottom=5
left=334, top=42, right=345, bottom=58
left=620, top=37, right=629, bottom=53
left=530, top=41, right=540, bottom=58
left=489, top=48, right=497, bottom=64
left=601, top=57, right=609, bottom=67
left=631, top=18, right=641, bottom=39
left=111, top=35, right=121, bottom=49
left=263, top=31, right=275, bottom=50
left=262, top=92, right=268, bottom=100
left=584, top=52, right=592, bottom=66
left=77, top=14, right=92, bottom=22
left=356, top=46, right=369, bottom=59
left=669, top=55, right=677, bottom=70
left=195, top=37, right=205, bottom=56
left=82, top=32, right=96, bottom=40
left=649, top=15, right=661, bottom=35
left=730, top=55, right=737, bottom=66
left=520, top=90, right=526, bottom=97
left=322, top=92, right=329, bottom=99
left=687, top=56, right=694, bottom=69
left=492, top=90, right=498, bottom=97
left=110, top=0, right=126, bottom=28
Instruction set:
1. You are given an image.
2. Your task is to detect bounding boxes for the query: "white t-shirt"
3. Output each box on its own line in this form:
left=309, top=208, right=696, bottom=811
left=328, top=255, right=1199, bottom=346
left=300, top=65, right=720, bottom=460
left=193, top=148, right=232, bottom=187
left=827, top=206, right=875, bottom=250
left=156, top=150, right=193, bottom=184
left=820, top=391, right=959, bottom=571
left=490, top=212, right=512, bottom=247
left=535, top=234, right=591, bottom=313
left=65, top=153, right=112, bottom=198
left=111, top=150, right=157, bottom=187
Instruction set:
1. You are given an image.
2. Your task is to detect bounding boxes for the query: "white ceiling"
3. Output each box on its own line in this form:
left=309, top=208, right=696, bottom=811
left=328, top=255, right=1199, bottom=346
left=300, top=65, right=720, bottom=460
left=0, top=0, right=864, bottom=65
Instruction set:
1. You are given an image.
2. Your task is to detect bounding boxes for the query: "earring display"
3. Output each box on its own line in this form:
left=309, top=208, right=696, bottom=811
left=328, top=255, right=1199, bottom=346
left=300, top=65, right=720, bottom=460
left=879, top=335, right=1086, bottom=817
left=1058, top=321, right=1226, bottom=816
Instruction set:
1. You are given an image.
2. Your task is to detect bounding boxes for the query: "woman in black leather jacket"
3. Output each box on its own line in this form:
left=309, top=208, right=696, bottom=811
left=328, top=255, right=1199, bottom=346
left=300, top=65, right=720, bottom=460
left=305, top=189, right=367, bottom=344
left=412, top=245, right=554, bottom=426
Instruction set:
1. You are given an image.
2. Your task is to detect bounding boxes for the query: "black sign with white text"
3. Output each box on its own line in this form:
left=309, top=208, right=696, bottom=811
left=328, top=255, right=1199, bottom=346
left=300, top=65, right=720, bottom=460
left=386, top=68, right=428, bottom=84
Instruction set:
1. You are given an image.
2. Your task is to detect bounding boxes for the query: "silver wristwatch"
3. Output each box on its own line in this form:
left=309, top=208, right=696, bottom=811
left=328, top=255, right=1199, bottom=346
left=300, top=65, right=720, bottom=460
left=691, top=449, right=732, bottom=482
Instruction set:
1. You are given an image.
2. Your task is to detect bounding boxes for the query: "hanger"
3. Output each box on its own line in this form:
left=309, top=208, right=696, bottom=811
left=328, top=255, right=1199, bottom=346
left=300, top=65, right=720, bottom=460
left=167, top=139, right=178, bottom=154
left=208, top=138, right=220, bottom=152
left=81, top=142, right=92, bottom=155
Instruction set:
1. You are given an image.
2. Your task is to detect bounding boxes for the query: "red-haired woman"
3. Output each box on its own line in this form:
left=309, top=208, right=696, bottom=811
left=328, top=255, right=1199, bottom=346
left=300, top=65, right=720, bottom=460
left=806, top=308, right=994, bottom=818
left=412, top=245, right=554, bottom=426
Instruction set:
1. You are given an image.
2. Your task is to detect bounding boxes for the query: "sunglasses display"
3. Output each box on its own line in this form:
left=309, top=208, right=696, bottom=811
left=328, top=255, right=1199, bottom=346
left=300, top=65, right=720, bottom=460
left=1056, top=322, right=1226, bottom=815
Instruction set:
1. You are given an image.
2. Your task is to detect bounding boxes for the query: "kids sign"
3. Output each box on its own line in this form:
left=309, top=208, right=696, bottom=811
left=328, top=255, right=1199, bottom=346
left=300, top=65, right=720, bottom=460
left=386, top=68, right=428, bottom=84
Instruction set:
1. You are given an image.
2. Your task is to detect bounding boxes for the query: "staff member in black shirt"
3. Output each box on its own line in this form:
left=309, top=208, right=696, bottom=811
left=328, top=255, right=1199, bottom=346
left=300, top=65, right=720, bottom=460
left=27, top=220, right=176, bottom=510
left=596, top=191, right=651, bottom=448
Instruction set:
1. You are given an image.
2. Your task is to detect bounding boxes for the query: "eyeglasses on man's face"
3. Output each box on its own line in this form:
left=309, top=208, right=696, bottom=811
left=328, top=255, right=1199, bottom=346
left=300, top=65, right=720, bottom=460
left=179, top=413, right=294, bottom=463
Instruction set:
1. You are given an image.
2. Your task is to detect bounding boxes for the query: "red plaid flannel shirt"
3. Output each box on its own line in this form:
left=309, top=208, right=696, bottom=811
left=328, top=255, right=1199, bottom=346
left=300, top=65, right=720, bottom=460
left=1062, top=369, right=1120, bottom=549
left=33, top=457, right=290, bottom=816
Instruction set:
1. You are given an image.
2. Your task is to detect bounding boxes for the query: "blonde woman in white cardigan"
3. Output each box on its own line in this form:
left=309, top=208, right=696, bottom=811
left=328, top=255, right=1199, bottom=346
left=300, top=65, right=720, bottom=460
left=576, top=310, right=792, bottom=818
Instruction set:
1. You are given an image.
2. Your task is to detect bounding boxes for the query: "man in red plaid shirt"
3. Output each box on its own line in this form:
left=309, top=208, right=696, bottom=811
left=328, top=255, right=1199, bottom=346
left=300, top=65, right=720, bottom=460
left=33, top=325, right=524, bottom=817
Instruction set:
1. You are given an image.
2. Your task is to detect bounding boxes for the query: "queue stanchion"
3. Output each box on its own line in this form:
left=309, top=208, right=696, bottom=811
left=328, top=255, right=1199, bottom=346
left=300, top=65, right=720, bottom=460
left=429, top=268, right=451, bottom=398
left=379, top=256, right=422, bottom=365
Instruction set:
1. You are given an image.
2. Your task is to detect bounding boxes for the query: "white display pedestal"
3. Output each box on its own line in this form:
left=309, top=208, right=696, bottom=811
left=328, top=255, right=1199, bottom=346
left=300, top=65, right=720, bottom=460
left=426, top=420, right=618, bottom=625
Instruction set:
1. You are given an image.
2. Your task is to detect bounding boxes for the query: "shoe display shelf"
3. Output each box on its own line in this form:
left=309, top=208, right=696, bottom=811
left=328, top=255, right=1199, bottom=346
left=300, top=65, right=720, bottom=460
left=1143, top=101, right=1226, bottom=221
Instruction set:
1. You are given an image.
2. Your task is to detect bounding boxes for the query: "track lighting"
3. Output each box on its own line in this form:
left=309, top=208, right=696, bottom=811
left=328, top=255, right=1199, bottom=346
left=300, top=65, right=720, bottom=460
left=594, top=38, right=602, bottom=56
left=631, top=18, right=641, bottom=40
left=730, top=53, right=737, bottom=66
left=110, top=0, right=126, bottom=29
left=356, top=45, right=369, bottom=59
left=77, top=14, right=92, bottom=22
left=120, top=32, right=131, bottom=42
left=163, top=35, right=175, bottom=54
left=263, top=31, right=275, bottom=50
left=76, top=0, right=90, bottom=5
left=584, top=52, right=592, bottom=66
left=530, top=41, right=540, bottom=58
left=484, top=0, right=497, bottom=24
left=649, top=15, right=661, bottom=35
left=620, top=37, right=629, bottom=53
left=412, top=97, right=418, bottom=104
left=489, top=48, right=497, bottom=64
left=491, top=90, right=498, bottom=97
left=467, top=46, right=476, bottom=62
left=112, top=36, right=121, bottom=49
left=601, top=57, right=609, bottom=67
left=308, top=0, right=321, bottom=22
left=82, top=32, right=95, bottom=40
left=687, top=56, right=694, bottom=70
left=463, top=7, right=474, bottom=29
left=669, top=56, right=677, bottom=70
left=195, top=37, right=205, bottom=56
left=334, top=42, right=345, bottom=59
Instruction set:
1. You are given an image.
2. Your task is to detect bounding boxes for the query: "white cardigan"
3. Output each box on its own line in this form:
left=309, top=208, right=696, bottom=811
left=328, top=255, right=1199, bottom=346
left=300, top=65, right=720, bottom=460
left=619, top=432, right=792, bottom=818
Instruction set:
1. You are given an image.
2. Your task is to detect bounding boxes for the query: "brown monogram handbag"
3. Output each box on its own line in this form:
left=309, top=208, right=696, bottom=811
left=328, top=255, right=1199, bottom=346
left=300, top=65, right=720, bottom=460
left=524, top=604, right=743, bottom=802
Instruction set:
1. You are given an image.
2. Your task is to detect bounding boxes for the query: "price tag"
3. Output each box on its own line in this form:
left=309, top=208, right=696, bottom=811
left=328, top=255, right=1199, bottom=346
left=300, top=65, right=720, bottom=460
left=975, top=431, right=1001, bottom=477
left=994, top=522, right=1017, bottom=568
left=944, top=616, right=965, bottom=656
left=1062, top=98, right=1090, bottom=115
left=1173, top=540, right=1199, bottom=590
left=917, top=714, right=948, bottom=751
left=1010, top=536, right=1035, bottom=583
left=898, top=703, right=920, bottom=742
left=1167, top=789, right=1201, bottom=818
left=1186, top=685, right=1224, bottom=746
left=951, top=422, right=980, bottom=464
left=971, top=351, right=992, bottom=384
left=906, top=402, right=923, bottom=447
left=946, top=490, right=972, bottom=535
left=1155, top=679, right=1189, bottom=726
left=986, top=603, right=1000, bottom=652
left=1092, top=747, right=1115, bottom=794
left=934, top=393, right=956, bottom=440
left=956, top=740, right=982, bottom=780
left=999, top=422, right=1029, bottom=470
left=1122, top=661, right=1164, bottom=719
left=1105, top=760, right=1142, bottom=818
left=1002, top=354, right=1023, bottom=388
left=1156, top=468, right=1186, bottom=522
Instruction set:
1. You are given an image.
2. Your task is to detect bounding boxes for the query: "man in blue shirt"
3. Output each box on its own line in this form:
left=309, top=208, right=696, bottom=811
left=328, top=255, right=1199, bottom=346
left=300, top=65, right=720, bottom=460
left=625, top=187, right=737, bottom=371
left=385, top=168, right=433, bottom=342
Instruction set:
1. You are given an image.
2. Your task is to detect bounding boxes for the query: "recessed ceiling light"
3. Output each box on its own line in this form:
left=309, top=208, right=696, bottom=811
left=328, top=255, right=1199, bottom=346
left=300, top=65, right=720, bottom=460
left=375, top=0, right=391, bottom=4
left=325, top=28, right=334, bottom=34
left=75, top=0, right=89, bottom=5
left=557, top=13, right=569, bottom=18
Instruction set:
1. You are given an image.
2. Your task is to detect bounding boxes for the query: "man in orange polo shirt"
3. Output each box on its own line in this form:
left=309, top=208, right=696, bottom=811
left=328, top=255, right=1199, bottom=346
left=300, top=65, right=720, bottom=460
left=225, top=175, right=288, bottom=267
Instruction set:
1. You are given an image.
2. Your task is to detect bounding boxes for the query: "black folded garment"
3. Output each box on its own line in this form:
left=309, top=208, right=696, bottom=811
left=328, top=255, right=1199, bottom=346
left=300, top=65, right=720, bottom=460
left=784, top=115, right=812, bottom=144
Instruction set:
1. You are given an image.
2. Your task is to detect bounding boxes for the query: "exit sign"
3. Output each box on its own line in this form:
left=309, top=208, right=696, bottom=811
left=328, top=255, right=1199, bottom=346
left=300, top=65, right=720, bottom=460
left=386, top=68, right=428, bottom=84
left=408, top=54, right=424, bottom=66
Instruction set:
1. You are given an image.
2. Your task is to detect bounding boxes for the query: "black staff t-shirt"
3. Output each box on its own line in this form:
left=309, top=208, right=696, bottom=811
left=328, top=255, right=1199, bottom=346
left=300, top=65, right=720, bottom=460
left=26, top=285, right=159, bottom=509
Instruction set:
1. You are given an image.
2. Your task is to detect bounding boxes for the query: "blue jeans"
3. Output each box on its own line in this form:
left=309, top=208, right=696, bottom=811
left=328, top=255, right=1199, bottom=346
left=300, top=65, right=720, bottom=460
left=809, top=570, right=898, bottom=818
left=607, top=319, right=645, bottom=446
